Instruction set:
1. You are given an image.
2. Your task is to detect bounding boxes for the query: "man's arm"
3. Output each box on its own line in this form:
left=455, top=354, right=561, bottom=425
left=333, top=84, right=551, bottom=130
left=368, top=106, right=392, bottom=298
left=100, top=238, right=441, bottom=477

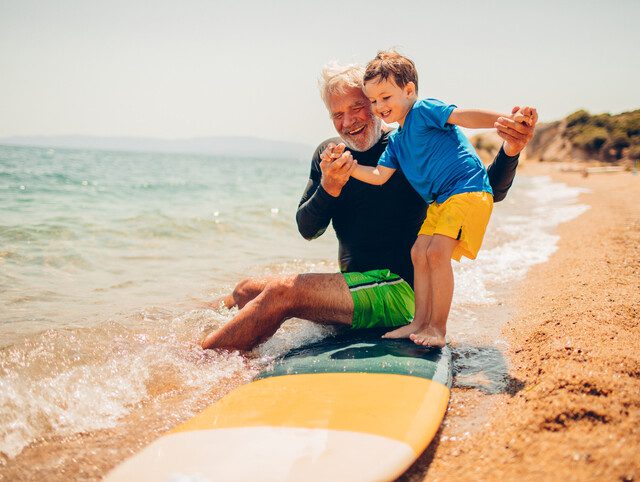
left=296, top=142, right=356, bottom=240
left=486, top=147, right=519, bottom=203
left=487, top=106, right=538, bottom=202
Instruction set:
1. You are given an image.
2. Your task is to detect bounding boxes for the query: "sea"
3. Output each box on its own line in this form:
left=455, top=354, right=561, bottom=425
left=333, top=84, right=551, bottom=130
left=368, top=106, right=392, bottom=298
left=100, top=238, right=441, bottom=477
left=0, top=144, right=589, bottom=479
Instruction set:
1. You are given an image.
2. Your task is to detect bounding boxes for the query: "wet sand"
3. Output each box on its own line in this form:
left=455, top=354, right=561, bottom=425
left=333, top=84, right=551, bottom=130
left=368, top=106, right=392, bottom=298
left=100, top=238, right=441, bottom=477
left=404, top=163, right=640, bottom=481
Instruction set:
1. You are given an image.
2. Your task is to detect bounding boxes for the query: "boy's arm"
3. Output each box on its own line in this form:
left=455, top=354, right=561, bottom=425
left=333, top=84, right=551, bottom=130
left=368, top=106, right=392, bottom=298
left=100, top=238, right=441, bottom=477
left=351, top=164, right=396, bottom=186
left=448, top=108, right=533, bottom=129
left=447, top=108, right=507, bottom=129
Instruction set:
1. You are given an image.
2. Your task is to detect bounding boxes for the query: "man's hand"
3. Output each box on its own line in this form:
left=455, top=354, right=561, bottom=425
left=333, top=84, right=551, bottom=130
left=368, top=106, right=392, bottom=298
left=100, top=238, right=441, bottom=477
left=495, top=106, right=538, bottom=157
left=319, top=142, right=357, bottom=197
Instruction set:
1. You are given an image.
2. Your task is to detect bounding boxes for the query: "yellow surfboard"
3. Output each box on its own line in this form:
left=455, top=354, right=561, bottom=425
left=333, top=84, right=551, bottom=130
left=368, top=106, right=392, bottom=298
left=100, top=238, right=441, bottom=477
left=105, top=328, right=452, bottom=481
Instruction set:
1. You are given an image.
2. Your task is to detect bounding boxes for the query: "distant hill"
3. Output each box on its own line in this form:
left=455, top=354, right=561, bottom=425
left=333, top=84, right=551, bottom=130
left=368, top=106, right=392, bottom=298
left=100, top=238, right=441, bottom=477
left=472, top=109, right=640, bottom=165
left=0, top=135, right=313, bottom=160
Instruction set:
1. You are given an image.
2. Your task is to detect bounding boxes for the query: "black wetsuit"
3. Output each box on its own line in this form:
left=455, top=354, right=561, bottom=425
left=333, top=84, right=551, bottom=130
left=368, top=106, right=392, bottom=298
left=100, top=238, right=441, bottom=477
left=296, top=131, right=519, bottom=288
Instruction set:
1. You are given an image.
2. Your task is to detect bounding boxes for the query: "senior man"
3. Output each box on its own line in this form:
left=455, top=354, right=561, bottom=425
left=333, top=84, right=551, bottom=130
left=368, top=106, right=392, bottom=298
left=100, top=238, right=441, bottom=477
left=202, top=63, right=537, bottom=351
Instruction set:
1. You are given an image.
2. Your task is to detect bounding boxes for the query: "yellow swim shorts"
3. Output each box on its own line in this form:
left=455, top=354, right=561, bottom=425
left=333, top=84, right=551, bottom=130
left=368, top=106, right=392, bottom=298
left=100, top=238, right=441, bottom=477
left=418, top=191, right=493, bottom=261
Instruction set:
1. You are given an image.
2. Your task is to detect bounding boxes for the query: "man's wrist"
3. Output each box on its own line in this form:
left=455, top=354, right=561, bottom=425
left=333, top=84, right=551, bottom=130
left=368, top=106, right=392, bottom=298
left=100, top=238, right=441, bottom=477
left=321, top=180, right=343, bottom=197
left=502, top=142, right=522, bottom=157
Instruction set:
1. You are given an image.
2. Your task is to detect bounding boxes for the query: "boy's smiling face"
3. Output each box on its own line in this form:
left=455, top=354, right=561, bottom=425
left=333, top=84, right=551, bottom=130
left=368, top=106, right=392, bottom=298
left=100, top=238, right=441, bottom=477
left=363, top=77, right=417, bottom=127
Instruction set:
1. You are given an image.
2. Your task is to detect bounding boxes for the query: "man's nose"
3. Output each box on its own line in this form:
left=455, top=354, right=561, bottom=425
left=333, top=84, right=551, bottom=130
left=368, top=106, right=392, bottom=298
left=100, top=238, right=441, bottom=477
left=343, top=112, right=357, bottom=128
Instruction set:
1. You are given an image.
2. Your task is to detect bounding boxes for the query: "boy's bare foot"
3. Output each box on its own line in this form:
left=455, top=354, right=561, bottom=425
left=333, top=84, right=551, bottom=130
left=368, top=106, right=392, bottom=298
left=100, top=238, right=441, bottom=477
left=409, top=325, right=446, bottom=347
left=382, top=319, right=428, bottom=339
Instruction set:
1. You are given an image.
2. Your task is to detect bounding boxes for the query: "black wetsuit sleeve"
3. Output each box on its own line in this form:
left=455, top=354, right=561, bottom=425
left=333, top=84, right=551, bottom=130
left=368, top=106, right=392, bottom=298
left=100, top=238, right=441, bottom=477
left=486, top=146, right=520, bottom=202
left=296, top=143, right=339, bottom=240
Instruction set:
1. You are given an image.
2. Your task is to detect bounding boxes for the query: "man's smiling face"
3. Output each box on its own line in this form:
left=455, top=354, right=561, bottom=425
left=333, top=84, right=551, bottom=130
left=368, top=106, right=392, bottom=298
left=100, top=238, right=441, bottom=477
left=328, top=86, right=381, bottom=152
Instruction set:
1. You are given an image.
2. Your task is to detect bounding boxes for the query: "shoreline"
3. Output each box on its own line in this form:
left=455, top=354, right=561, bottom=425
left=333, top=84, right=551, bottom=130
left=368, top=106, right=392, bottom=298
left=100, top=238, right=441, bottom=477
left=409, top=163, right=640, bottom=481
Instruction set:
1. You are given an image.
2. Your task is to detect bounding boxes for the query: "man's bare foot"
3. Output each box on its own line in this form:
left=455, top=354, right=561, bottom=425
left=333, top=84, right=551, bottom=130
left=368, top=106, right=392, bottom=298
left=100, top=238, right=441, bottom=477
left=409, top=325, right=446, bottom=347
left=382, top=319, right=428, bottom=339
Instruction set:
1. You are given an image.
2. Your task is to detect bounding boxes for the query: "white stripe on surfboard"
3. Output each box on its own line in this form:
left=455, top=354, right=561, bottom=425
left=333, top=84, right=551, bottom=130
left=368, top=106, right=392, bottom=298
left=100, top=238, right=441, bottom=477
left=105, top=426, right=415, bottom=482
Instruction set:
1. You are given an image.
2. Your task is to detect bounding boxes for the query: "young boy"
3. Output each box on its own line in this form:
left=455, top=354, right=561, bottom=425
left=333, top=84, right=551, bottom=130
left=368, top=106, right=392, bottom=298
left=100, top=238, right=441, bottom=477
left=350, top=50, right=532, bottom=348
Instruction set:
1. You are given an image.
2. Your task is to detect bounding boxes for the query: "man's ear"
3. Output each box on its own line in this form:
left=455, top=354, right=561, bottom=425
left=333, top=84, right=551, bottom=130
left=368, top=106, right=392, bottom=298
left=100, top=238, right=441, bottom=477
left=405, top=81, right=416, bottom=97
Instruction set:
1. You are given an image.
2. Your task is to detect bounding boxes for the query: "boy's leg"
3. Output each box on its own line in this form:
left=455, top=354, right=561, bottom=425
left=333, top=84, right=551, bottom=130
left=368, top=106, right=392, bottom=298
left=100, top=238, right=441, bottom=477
left=383, top=235, right=432, bottom=339
left=412, top=234, right=433, bottom=326
left=410, top=234, right=458, bottom=347
left=201, top=273, right=354, bottom=352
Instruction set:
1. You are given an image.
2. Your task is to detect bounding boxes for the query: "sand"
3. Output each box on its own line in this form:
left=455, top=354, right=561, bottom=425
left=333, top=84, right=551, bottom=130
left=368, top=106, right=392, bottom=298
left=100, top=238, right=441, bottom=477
left=402, top=164, right=640, bottom=482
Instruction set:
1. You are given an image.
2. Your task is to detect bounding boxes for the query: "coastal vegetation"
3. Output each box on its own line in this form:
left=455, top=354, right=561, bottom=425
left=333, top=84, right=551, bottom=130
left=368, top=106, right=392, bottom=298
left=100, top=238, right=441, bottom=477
left=565, top=109, right=640, bottom=161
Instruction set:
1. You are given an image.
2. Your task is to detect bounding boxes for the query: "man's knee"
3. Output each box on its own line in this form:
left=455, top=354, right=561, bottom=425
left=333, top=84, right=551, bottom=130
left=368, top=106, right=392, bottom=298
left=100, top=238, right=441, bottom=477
left=232, top=277, right=252, bottom=298
left=232, top=277, right=266, bottom=307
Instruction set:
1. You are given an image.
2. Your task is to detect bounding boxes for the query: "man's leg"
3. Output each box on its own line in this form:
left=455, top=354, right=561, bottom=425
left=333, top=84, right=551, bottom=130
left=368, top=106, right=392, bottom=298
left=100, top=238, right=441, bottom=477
left=201, top=273, right=354, bottom=351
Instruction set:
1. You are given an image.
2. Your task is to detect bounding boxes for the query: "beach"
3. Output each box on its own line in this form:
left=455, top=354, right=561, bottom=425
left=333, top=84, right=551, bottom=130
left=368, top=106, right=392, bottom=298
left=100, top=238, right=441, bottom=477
left=403, top=164, right=640, bottom=481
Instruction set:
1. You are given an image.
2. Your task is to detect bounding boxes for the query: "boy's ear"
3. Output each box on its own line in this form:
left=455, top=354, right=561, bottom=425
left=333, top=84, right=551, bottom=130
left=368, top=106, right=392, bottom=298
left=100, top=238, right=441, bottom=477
left=405, top=81, right=416, bottom=96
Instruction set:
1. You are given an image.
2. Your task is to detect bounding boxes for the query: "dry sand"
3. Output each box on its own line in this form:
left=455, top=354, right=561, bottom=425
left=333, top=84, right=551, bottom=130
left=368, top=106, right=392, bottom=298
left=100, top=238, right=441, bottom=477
left=404, top=164, right=640, bottom=482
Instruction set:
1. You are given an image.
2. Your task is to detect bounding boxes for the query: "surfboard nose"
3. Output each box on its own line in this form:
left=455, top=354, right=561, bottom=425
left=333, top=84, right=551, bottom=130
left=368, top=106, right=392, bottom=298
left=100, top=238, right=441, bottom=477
left=104, top=426, right=416, bottom=482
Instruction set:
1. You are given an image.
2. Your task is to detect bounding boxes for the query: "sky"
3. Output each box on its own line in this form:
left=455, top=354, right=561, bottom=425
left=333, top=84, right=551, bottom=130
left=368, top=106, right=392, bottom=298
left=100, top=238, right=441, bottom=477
left=1, top=0, right=639, bottom=147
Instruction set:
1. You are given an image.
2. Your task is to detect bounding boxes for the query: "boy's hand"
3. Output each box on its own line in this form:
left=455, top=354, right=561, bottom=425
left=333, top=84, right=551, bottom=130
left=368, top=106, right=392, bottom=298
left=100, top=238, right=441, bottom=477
left=319, top=142, right=356, bottom=197
left=511, top=106, right=535, bottom=126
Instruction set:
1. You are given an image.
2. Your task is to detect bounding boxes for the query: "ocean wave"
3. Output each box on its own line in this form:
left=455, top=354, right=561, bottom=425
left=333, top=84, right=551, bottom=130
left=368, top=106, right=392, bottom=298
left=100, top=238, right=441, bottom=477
left=0, top=313, right=258, bottom=461
left=129, top=179, right=210, bottom=192
left=118, top=211, right=246, bottom=239
left=0, top=304, right=336, bottom=462
left=0, top=224, right=80, bottom=243
left=452, top=178, right=589, bottom=307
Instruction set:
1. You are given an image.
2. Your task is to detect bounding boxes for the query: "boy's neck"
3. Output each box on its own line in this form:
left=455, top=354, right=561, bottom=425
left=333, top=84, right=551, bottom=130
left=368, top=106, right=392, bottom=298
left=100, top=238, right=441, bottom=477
left=398, top=98, right=418, bottom=128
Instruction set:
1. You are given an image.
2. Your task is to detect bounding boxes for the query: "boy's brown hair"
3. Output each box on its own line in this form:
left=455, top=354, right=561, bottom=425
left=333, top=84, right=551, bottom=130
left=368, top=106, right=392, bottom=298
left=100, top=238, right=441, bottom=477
left=364, top=50, right=419, bottom=93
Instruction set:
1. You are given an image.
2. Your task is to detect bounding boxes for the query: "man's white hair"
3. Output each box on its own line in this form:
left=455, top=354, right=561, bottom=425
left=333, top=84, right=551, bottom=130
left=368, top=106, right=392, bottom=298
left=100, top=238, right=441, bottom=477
left=318, top=61, right=365, bottom=111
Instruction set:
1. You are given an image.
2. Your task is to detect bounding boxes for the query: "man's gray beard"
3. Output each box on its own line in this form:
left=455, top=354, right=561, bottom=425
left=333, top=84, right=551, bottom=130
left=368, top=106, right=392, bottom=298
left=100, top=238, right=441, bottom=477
left=341, top=117, right=383, bottom=152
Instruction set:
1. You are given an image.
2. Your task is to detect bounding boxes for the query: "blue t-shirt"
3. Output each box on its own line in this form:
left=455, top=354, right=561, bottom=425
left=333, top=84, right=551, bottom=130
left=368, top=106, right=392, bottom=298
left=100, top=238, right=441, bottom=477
left=378, top=98, right=492, bottom=204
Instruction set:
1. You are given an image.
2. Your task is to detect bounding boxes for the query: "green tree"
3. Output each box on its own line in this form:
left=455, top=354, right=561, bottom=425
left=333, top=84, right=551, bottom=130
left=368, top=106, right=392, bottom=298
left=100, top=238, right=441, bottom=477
left=566, top=109, right=590, bottom=128
left=573, top=126, right=609, bottom=150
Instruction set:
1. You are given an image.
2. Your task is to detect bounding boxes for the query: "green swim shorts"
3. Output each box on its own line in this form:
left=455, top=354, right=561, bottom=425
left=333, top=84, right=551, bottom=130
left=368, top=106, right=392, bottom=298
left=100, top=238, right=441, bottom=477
left=342, top=269, right=415, bottom=329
